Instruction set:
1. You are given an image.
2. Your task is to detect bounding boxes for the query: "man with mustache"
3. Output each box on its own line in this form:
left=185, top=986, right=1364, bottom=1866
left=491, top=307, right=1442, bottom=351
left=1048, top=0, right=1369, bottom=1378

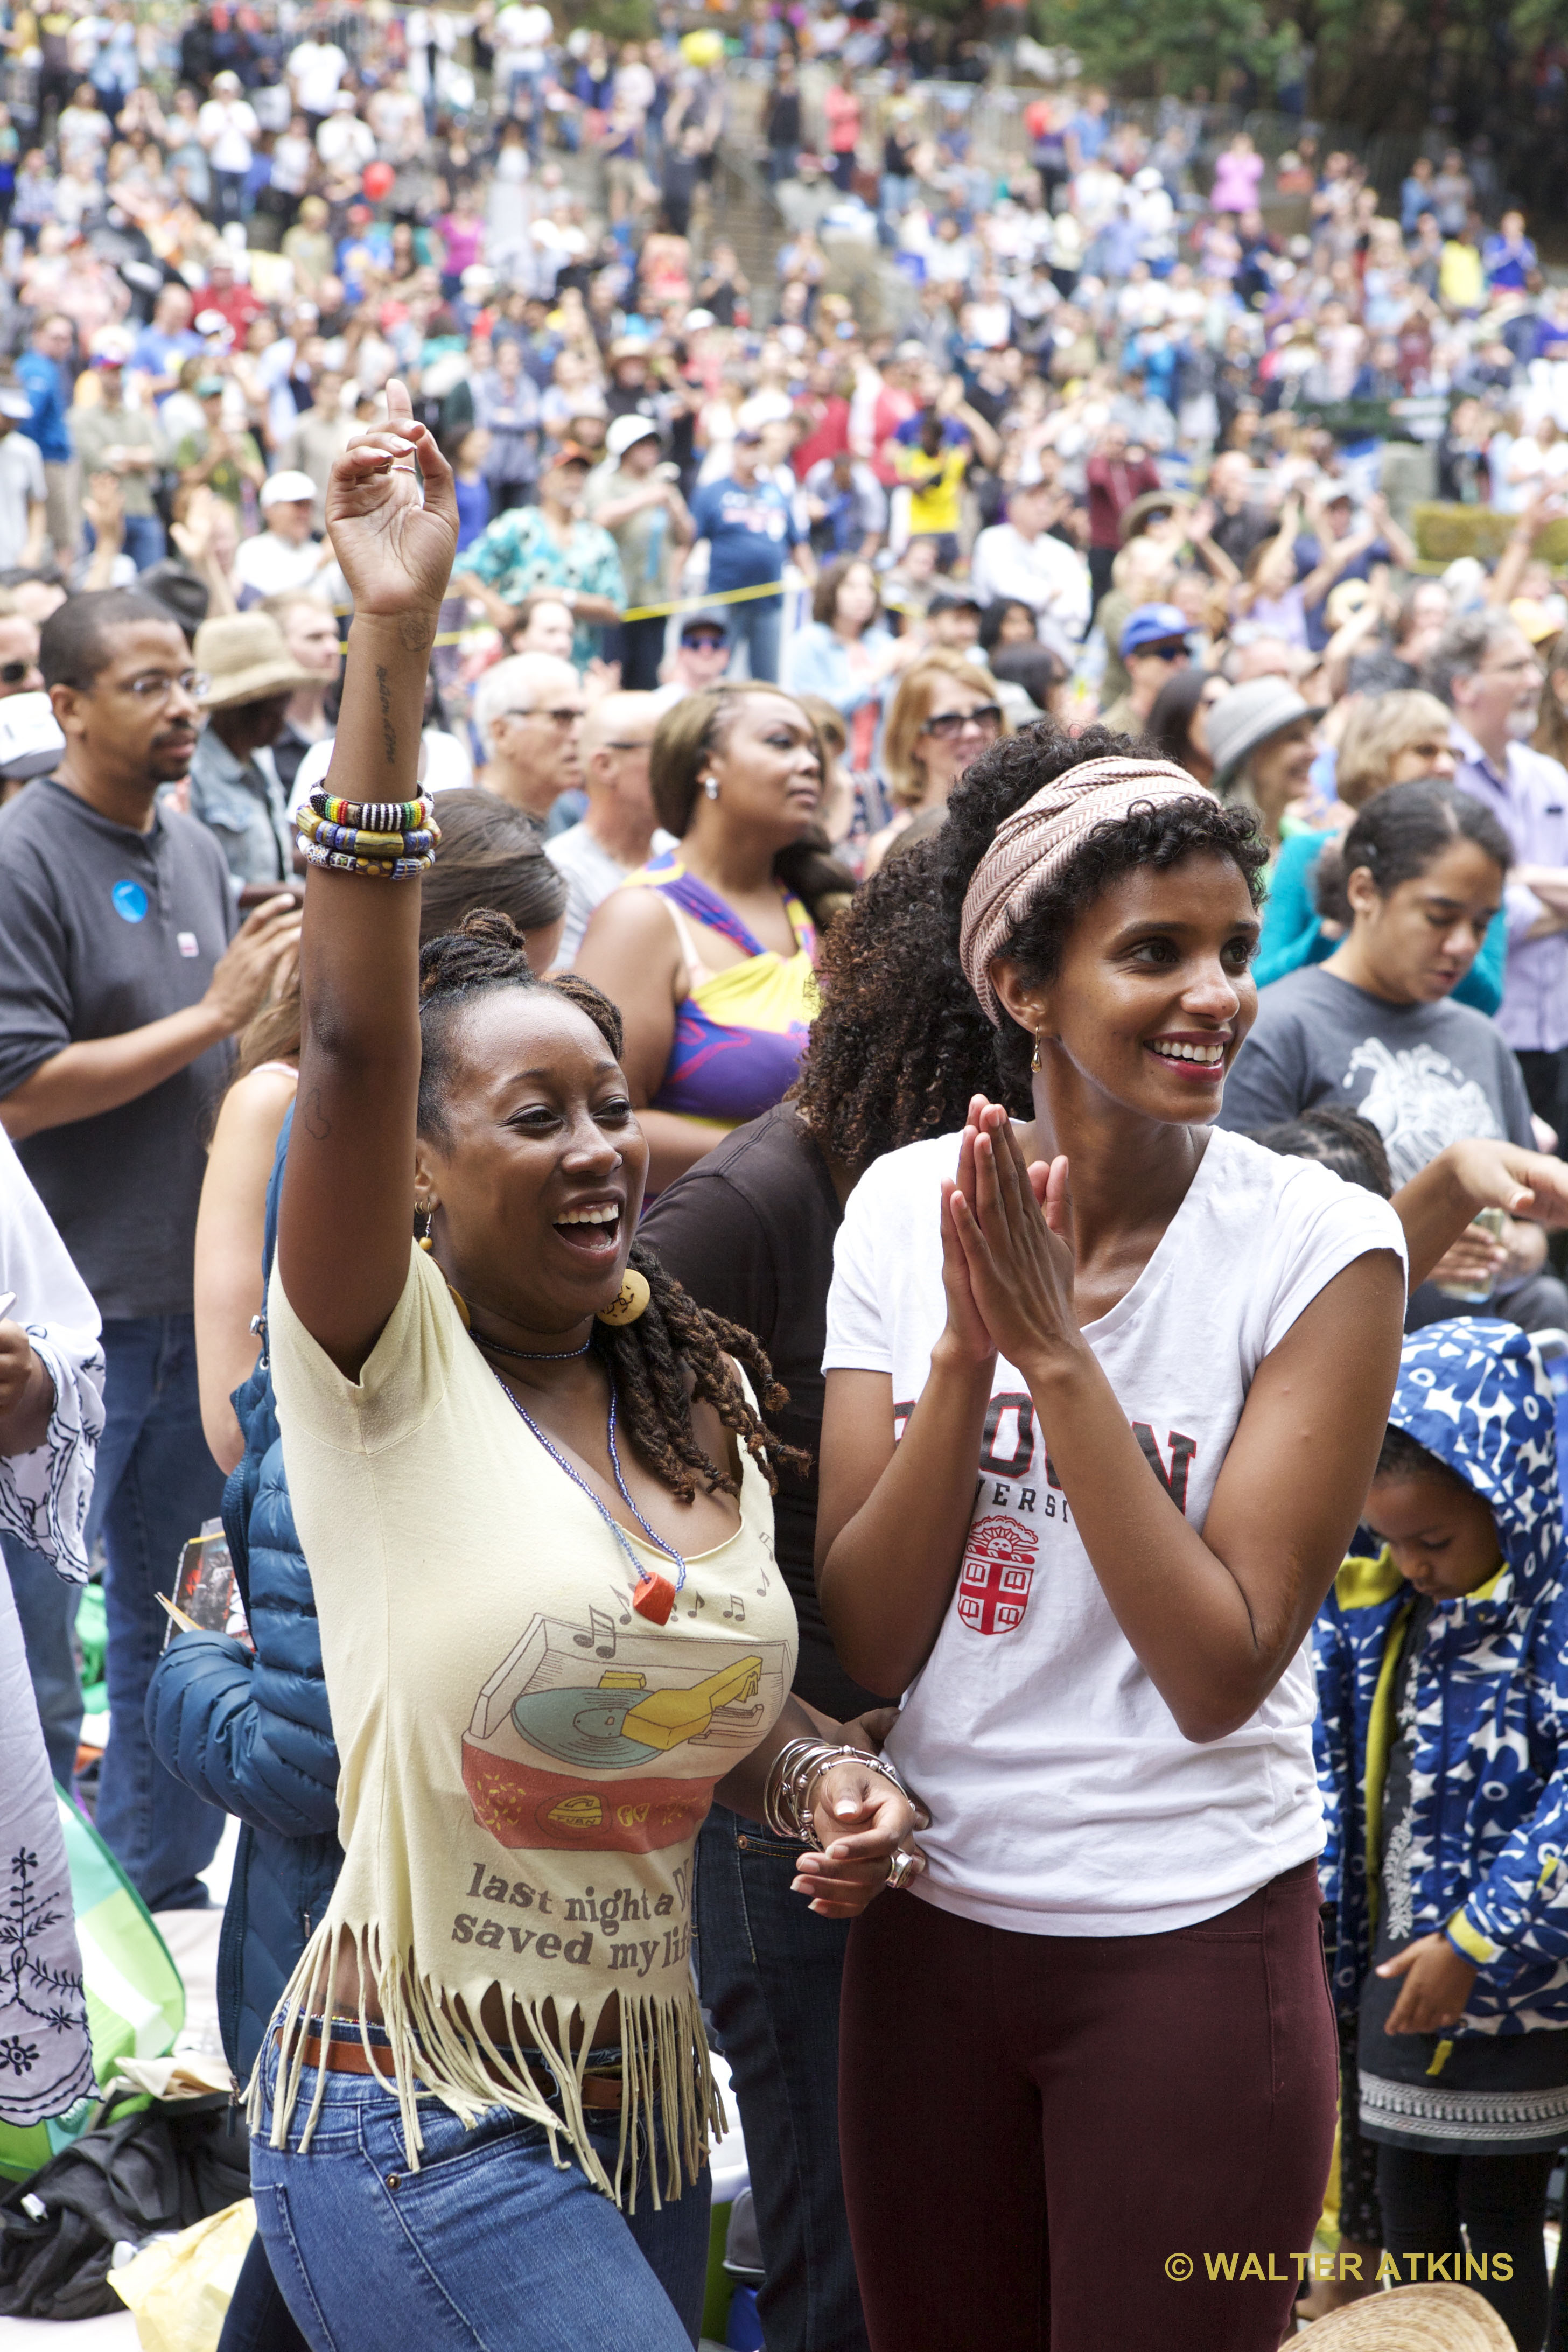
left=0, top=589, right=299, bottom=1913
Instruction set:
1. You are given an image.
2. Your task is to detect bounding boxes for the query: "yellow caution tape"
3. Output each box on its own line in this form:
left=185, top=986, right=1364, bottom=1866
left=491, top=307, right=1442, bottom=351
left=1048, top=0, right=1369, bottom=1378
left=346, top=575, right=793, bottom=645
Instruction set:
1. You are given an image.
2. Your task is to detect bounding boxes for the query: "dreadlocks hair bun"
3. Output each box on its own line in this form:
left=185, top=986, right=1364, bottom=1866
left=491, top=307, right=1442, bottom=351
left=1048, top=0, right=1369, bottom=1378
left=415, top=908, right=804, bottom=1504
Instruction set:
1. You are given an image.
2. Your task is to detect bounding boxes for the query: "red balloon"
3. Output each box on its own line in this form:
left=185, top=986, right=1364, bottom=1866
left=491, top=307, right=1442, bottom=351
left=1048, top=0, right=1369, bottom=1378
left=362, top=162, right=394, bottom=202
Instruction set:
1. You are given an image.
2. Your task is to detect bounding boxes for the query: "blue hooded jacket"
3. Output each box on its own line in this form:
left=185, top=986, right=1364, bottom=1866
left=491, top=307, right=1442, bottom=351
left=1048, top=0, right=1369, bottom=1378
left=1314, top=1318, right=1568, bottom=2035
left=145, top=1107, right=342, bottom=2079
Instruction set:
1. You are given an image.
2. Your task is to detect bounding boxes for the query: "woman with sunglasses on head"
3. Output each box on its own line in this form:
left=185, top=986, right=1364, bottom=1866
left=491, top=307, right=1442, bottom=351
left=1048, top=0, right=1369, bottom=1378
left=246, top=385, right=920, bottom=2352
left=863, top=652, right=1006, bottom=876
left=816, top=732, right=1409, bottom=2350
left=573, top=684, right=853, bottom=1194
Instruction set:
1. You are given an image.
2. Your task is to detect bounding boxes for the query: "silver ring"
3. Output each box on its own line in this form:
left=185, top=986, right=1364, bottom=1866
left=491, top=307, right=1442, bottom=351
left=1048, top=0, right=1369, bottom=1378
left=886, top=1847, right=919, bottom=1889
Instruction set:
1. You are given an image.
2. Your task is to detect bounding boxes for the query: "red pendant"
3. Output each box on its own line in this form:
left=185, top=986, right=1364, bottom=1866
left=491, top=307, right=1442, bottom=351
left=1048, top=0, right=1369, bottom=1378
left=632, top=1570, right=677, bottom=1626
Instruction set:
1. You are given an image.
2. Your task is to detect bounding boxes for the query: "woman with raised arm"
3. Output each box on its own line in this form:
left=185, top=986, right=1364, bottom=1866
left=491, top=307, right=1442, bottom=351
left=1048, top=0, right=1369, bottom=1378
left=815, top=737, right=1410, bottom=2352
left=248, top=385, right=920, bottom=2352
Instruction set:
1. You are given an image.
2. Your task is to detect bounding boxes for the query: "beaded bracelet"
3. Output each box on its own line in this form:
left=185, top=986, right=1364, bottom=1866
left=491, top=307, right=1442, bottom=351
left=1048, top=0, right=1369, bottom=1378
left=298, top=811, right=439, bottom=858
left=297, top=837, right=435, bottom=881
left=313, top=793, right=434, bottom=833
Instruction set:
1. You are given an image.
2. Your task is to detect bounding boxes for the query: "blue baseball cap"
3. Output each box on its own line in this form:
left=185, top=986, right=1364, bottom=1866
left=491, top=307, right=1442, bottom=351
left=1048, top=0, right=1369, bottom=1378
left=1119, top=603, right=1193, bottom=659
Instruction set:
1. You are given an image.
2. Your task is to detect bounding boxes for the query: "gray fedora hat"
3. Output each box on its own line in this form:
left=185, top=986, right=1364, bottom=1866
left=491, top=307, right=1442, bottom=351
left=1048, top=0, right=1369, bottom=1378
left=1207, top=675, right=1325, bottom=792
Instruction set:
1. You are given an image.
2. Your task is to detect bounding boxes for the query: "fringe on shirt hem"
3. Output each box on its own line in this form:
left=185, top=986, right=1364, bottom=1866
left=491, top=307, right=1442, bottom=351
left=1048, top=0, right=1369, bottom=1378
left=246, top=1915, right=720, bottom=2211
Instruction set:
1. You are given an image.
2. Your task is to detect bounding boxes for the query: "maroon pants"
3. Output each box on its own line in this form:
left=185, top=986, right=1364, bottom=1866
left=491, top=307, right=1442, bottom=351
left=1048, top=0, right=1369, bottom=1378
left=838, top=1860, right=1336, bottom=2352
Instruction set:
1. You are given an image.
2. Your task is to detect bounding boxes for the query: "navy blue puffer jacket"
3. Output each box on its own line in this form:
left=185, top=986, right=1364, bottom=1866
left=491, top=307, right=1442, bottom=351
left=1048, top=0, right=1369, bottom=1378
left=146, top=1108, right=342, bottom=2079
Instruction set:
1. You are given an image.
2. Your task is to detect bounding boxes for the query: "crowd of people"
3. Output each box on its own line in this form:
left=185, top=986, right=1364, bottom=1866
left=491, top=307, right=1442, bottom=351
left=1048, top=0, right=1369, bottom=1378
left=9, top=5, right=1568, bottom=2351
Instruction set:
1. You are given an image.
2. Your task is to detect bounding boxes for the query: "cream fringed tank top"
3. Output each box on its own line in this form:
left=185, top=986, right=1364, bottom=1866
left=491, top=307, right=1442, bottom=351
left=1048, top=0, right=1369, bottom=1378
left=256, top=1246, right=796, bottom=2204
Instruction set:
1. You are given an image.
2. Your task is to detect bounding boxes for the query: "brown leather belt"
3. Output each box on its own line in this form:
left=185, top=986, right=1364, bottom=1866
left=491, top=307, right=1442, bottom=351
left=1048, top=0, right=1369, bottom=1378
left=297, top=2031, right=631, bottom=2111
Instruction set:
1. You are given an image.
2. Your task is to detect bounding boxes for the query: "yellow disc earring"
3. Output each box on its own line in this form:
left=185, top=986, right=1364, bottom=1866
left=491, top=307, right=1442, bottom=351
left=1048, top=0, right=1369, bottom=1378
left=597, top=1268, right=652, bottom=1326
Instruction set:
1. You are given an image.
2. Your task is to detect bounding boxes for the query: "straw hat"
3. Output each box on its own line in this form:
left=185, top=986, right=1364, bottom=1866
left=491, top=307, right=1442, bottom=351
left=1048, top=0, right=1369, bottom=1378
left=1300, top=2283, right=1515, bottom=2348
left=194, top=614, right=318, bottom=710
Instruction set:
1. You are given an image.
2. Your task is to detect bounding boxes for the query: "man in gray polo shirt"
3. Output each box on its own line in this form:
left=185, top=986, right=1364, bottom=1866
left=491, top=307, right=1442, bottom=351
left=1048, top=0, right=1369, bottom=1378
left=0, top=589, right=299, bottom=1910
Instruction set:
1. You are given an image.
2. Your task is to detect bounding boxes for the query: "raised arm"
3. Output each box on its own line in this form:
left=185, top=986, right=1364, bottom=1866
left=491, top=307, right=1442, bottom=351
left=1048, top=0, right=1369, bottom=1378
left=275, top=380, right=459, bottom=1378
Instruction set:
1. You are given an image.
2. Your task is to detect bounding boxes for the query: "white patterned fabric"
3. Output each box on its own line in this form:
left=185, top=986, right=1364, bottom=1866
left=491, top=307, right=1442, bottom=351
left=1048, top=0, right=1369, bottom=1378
left=0, top=1582, right=92, bottom=2124
left=0, top=1129, right=104, bottom=1582
left=0, top=1129, right=102, bottom=2123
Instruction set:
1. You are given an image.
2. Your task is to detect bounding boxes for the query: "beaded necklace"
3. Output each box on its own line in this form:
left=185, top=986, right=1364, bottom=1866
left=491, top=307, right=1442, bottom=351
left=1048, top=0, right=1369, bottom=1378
left=491, top=1368, right=687, bottom=1626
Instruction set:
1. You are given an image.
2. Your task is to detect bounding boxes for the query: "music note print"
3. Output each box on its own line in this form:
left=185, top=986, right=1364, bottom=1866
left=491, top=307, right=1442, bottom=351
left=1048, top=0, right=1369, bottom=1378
left=572, top=1606, right=617, bottom=1661
left=723, top=1595, right=745, bottom=1624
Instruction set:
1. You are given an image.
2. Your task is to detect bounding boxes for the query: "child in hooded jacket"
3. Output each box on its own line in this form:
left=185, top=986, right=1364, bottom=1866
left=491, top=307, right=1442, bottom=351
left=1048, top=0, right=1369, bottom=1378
left=1315, top=1317, right=1568, bottom=2352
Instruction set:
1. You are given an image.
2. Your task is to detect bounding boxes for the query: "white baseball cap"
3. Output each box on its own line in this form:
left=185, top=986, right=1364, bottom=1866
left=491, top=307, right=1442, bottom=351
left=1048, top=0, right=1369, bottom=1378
left=261, top=470, right=319, bottom=509
left=605, top=414, right=659, bottom=459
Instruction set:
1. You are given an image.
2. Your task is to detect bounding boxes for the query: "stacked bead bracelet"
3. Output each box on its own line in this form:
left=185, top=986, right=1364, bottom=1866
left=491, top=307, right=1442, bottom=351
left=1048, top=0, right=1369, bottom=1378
left=762, top=1737, right=911, bottom=1851
left=296, top=788, right=440, bottom=881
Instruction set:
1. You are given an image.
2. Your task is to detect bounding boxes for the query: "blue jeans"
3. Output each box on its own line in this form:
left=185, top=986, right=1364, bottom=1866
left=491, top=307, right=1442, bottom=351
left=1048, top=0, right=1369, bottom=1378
left=250, top=2029, right=711, bottom=2352
left=121, top=513, right=166, bottom=572
left=3, top=1532, right=82, bottom=1789
left=724, top=589, right=782, bottom=683
left=695, top=1807, right=868, bottom=2352
left=90, top=1314, right=225, bottom=1910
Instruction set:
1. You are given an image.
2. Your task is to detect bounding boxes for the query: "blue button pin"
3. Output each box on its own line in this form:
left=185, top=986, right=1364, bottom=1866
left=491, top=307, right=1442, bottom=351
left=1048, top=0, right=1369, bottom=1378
left=111, top=880, right=149, bottom=923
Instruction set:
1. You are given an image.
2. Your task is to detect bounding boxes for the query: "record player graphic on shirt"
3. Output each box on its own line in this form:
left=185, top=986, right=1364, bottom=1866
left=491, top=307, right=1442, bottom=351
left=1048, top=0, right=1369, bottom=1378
left=463, top=1609, right=792, bottom=1854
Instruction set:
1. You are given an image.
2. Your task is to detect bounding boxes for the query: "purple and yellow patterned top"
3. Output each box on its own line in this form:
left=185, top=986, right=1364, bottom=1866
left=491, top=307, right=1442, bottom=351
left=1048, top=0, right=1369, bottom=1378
left=628, top=852, right=818, bottom=1129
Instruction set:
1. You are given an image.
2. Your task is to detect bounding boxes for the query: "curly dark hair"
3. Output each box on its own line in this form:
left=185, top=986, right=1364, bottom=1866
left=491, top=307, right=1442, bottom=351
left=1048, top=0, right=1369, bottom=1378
left=937, top=723, right=1269, bottom=1094
left=416, top=910, right=806, bottom=1502
left=794, top=833, right=1026, bottom=1171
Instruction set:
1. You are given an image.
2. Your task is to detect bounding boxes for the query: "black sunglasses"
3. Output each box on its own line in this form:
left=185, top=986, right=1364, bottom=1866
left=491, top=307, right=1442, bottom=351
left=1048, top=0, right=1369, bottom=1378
left=1136, top=641, right=1191, bottom=663
left=0, top=659, right=32, bottom=685
left=921, top=704, right=1003, bottom=740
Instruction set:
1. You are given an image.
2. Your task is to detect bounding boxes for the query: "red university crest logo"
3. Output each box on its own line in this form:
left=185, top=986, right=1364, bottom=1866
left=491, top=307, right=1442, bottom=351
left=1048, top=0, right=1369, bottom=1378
left=956, top=1514, right=1038, bottom=1636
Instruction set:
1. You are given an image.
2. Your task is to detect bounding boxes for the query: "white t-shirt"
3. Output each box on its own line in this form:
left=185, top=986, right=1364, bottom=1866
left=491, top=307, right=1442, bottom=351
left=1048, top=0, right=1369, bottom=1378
left=233, top=529, right=331, bottom=600
left=547, top=820, right=678, bottom=965
left=288, top=38, right=347, bottom=116
left=822, top=1124, right=1406, bottom=1938
left=198, top=97, right=259, bottom=174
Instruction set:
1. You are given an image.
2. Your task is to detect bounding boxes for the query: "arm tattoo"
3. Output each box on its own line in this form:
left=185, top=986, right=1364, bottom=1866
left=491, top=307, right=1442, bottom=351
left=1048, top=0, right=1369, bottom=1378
left=374, top=664, right=396, bottom=765
left=300, top=1086, right=331, bottom=1141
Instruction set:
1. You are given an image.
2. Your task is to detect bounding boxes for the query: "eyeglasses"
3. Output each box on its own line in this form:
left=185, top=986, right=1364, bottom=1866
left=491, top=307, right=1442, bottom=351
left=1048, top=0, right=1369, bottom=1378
left=683, top=631, right=727, bottom=650
left=507, top=705, right=583, bottom=727
left=0, top=659, right=34, bottom=685
left=119, top=670, right=209, bottom=702
left=1135, top=642, right=1191, bottom=664
left=920, top=704, right=1003, bottom=741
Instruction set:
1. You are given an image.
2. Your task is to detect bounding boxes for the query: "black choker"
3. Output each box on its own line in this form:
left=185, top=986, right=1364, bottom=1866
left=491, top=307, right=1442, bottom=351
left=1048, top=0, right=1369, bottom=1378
left=472, top=1328, right=593, bottom=1363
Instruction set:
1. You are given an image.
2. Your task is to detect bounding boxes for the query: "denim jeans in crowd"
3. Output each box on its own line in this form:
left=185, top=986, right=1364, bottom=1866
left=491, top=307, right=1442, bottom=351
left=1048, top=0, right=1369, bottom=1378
left=121, top=513, right=167, bottom=573
left=695, top=1805, right=869, bottom=2352
left=3, top=1531, right=82, bottom=1789
left=90, top=1314, right=225, bottom=1910
left=212, top=167, right=248, bottom=225
left=250, top=2027, right=711, bottom=2352
left=724, top=589, right=783, bottom=683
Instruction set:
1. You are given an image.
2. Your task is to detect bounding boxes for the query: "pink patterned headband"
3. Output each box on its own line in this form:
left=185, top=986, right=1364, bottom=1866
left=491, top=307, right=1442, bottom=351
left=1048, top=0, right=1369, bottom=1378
left=958, top=757, right=1209, bottom=1028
